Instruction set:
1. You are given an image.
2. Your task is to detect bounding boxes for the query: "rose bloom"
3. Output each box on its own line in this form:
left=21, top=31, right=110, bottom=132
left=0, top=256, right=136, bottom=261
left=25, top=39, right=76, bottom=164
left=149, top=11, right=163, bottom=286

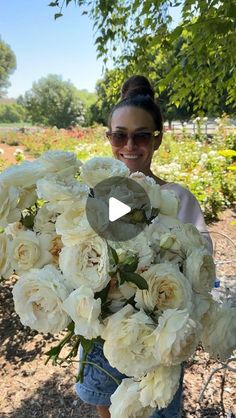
left=33, top=204, right=58, bottom=234
left=38, top=150, right=82, bottom=178
left=0, top=232, right=11, bottom=279
left=201, top=301, right=236, bottom=361
left=102, top=305, right=157, bottom=377
left=0, top=160, right=45, bottom=188
left=184, top=247, right=215, bottom=294
left=139, top=364, right=181, bottom=409
left=56, top=199, right=108, bottom=246
left=9, top=230, right=53, bottom=274
left=153, top=308, right=199, bottom=365
left=110, top=378, right=154, bottom=418
left=62, top=286, right=104, bottom=339
left=59, top=233, right=110, bottom=292
left=0, top=185, right=21, bottom=228
left=36, top=176, right=89, bottom=213
left=135, top=263, right=192, bottom=313
left=12, top=265, right=70, bottom=333
left=129, top=171, right=161, bottom=209
left=170, top=223, right=208, bottom=255
left=80, top=156, right=130, bottom=188
left=159, top=189, right=179, bottom=217
left=17, top=186, right=38, bottom=210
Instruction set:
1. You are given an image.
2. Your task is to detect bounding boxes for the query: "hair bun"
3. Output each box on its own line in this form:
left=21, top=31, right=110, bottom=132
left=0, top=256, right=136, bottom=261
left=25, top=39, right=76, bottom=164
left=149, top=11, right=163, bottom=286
left=121, top=75, right=154, bottom=100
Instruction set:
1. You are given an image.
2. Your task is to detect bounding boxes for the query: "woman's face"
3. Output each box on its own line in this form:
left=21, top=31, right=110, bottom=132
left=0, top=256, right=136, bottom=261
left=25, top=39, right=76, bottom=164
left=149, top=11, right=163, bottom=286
left=109, top=106, right=162, bottom=175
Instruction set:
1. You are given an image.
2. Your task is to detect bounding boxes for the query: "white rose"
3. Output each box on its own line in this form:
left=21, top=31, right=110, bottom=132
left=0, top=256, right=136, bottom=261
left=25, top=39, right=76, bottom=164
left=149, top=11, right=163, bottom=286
left=56, top=199, right=108, bottom=246
left=49, top=234, right=63, bottom=267
left=184, top=247, right=215, bottom=293
left=139, top=365, right=181, bottom=409
left=38, top=150, right=82, bottom=178
left=135, top=263, right=192, bottom=313
left=0, top=232, right=12, bottom=279
left=170, top=223, right=208, bottom=255
left=62, top=286, right=103, bottom=339
left=0, top=160, right=45, bottom=188
left=160, top=189, right=179, bottom=217
left=110, top=378, right=154, bottom=418
left=158, top=233, right=183, bottom=264
left=152, top=214, right=182, bottom=231
left=153, top=309, right=199, bottom=365
left=9, top=230, right=53, bottom=274
left=17, top=186, right=38, bottom=210
left=0, top=185, right=21, bottom=227
left=12, top=265, right=70, bottom=333
left=33, top=204, right=58, bottom=234
left=80, top=157, right=130, bottom=187
left=129, top=172, right=161, bottom=209
left=201, top=301, right=236, bottom=361
left=102, top=305, right=157, bottom=377
left=5, top=221, right=26, bottom=237
left=59, top=234, right=110, bottom=292
left=36, top=177, right=89, bottom=212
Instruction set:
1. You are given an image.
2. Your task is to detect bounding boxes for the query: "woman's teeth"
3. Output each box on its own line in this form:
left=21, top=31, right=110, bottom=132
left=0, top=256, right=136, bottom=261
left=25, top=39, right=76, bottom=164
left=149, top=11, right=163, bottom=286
left=122, top=154, right=139, bottom=159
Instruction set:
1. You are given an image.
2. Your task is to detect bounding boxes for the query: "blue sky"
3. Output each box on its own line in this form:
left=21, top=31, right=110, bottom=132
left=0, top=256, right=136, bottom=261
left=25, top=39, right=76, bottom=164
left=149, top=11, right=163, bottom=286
left=0, top=0, right=105, bottom=97
left=0, top=1, right=181, bottom=99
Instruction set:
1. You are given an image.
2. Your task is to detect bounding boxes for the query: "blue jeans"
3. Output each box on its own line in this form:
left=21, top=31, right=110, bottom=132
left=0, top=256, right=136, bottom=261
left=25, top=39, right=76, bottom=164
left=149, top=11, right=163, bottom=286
left=76, top=343, right=183, bottom=417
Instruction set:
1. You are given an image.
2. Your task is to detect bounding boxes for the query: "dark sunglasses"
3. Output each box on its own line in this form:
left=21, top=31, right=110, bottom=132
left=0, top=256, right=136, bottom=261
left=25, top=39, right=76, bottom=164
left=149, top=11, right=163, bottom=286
left=106, top=130, right=160, bottom=147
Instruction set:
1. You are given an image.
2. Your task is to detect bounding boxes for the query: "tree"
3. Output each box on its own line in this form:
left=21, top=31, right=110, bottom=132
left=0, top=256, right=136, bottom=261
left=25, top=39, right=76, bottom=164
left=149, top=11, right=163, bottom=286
left=0, top=38, right=16, bottom=97
left=22, top=74, right=85, bottom=128
left=77, top=89, right=97, bottom=126
left=0, top=102, right=26, bottom=123
left=49, top=0, right=236, bottom=113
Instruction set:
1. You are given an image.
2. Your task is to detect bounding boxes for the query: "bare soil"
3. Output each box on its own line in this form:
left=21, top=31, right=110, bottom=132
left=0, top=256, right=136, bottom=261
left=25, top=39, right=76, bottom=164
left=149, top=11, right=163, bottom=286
left=0, top=144, right=235, bottom=418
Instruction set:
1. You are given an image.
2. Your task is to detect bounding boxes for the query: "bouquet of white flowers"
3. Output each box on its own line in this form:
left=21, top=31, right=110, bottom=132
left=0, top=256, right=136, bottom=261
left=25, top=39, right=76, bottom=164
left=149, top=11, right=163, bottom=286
left=0, top=151, right=235, bottom=418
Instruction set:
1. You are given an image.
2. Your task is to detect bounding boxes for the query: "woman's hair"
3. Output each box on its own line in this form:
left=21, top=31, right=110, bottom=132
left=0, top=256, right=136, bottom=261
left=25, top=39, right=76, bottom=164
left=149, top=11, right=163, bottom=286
left=108, top=75, right=163, bottom=132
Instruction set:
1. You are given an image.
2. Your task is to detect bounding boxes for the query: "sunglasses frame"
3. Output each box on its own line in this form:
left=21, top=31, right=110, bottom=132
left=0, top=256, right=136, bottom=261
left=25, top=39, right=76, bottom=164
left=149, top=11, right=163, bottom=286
left=106, top=130, right=160, bottom=147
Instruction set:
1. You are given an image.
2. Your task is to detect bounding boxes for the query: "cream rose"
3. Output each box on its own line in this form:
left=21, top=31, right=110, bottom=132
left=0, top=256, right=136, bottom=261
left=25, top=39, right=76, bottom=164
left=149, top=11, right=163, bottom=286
left=153, top=309, right=199, bottom=365
left=0, top=185, right=21, bottom=227
left=38, top=150, right=82, bottom=178
left=0, top=232, right=11, bottom=279
left=159, top=189, right=179, bottom=217
left=9, top=230, right=53, bottom=274
left=0, top=160, right=45, bottom=188
left=184, top=247, right=215, bottom=293
left=80, top=157, right=130, bottom=187
left=33, top=204, right=58, bottom=234
left=201, top=301, right=236, bottom=361
left=62, top=286, right=103, bottom=339
left=139, top=364, right=181, bottom=410
left=129, top=172, right=161, bottom=209
left=17, top=186, right=38, bottom=210
left=102, top=305, right=157, bottom=377
left=59, top=234, right=110, bottom=292
left=135, top=263, right=192, bottom=313
left=56, top=199, right=108, bottom=246
left=170, top=223, right=208, bottom=255
left=36, top=177, right=89, bottom=212
left=12, top=265, right=70, bottom=333
left=110, top=378, right=154, bottom=418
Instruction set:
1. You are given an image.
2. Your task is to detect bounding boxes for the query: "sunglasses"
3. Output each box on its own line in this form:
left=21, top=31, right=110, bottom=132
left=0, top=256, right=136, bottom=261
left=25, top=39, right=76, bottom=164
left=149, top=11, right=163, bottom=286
left=106, top=130, right=160, bottom=147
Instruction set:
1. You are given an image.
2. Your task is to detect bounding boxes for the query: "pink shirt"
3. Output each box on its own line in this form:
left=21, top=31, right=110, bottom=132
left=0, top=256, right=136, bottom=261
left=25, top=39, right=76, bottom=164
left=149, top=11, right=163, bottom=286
left=161, top=182, right=213, bottom=253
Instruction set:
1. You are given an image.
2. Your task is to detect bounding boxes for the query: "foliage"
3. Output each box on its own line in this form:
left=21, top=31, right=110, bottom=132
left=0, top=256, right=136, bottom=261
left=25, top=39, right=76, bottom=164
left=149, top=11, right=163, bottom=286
left=48, top=0, right=236, bottom=114
left=0, top=103, right=26, bottom=123
left=22, top=74, right=85, bottom=129
left=77, top=89, right=97, bottom=126
left=0, top=38, right=16, bottom=97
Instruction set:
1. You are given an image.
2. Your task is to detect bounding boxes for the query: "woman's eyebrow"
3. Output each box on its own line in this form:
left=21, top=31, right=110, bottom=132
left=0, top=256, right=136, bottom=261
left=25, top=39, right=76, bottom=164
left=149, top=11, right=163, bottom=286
left=113, top=126, right=151, bottom=130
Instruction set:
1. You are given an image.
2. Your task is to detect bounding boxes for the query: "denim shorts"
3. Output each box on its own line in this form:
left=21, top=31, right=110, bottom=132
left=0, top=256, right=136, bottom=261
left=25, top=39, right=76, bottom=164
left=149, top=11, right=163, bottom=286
left=76, top=342, right=183, bottom=418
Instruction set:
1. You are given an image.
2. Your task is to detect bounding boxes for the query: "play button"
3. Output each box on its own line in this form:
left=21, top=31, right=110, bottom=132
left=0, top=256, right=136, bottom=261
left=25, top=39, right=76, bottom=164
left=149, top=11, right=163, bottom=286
left=109, top=197, right=131, bottom=222
left=85, top=176, right=151, bottom=241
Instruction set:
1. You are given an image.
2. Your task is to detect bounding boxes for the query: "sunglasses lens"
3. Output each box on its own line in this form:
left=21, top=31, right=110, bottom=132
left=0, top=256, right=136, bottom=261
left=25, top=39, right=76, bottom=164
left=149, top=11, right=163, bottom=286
left=133, top=132, right=152, bottom=145
left=107, top=131, right=154, bottom=146
left=109, top=132, right=128, bottom=146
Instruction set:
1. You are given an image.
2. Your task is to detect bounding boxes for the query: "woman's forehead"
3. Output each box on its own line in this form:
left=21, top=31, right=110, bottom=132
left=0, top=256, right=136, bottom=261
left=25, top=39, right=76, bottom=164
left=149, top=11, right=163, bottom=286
left=111, top=106, right=155, bottom=130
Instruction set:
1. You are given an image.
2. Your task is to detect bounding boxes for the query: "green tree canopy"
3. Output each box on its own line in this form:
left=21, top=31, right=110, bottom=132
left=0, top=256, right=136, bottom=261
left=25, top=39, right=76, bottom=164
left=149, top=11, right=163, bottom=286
left=0, top=38, right=16, bottom=97
left=22, top=74, right=85, bottom=128
left=49, top=0, right=236, bottom=114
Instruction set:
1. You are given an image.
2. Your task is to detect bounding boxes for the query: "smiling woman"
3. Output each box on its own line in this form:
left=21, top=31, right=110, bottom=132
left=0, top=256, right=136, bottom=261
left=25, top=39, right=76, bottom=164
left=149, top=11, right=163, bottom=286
left=75, top=75, right=214, bottom=418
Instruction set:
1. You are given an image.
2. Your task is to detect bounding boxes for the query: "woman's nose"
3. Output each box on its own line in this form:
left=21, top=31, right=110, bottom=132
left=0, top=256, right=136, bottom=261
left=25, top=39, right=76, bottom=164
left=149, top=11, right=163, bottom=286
left=125, top=136, right=136, bottom=151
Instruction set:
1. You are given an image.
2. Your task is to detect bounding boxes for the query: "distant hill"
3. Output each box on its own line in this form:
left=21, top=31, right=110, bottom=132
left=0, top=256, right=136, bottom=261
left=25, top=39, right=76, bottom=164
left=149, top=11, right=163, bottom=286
left=0, top=98, right=16, bottom=104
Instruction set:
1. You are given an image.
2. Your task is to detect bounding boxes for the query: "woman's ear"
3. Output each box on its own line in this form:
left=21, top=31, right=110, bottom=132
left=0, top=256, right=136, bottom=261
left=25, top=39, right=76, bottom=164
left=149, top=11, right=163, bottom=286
left=154, top=132, right=163, bottom=150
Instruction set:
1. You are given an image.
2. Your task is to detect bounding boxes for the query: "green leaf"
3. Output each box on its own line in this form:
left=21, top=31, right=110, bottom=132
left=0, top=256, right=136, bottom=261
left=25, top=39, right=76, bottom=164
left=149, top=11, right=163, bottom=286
left=94, top=281, right=111, bottom=304
left=119, top=271, right=148, bottom=290
left=48, top=1, right=59, bottom=6
left=107, top=244, right=119, bottom=265
left=54, top=13, right=63, bottom=19
left=45, top=345, right=61, bottom=357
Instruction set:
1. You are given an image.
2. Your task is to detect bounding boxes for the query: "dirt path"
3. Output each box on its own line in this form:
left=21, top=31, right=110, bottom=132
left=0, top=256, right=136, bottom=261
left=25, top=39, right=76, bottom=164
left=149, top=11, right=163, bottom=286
left=0, top=143, right=235, bottom=418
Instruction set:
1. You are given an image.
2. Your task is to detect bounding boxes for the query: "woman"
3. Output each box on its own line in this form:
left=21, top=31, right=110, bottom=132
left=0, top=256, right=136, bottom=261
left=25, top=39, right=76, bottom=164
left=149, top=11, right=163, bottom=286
left=76, top=75, right=213, bottom=418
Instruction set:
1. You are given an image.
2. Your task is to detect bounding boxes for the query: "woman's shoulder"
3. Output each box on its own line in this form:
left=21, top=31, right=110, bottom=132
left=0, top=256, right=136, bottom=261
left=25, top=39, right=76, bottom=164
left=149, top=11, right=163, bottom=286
left=161, top=182, right=197, bottom=201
